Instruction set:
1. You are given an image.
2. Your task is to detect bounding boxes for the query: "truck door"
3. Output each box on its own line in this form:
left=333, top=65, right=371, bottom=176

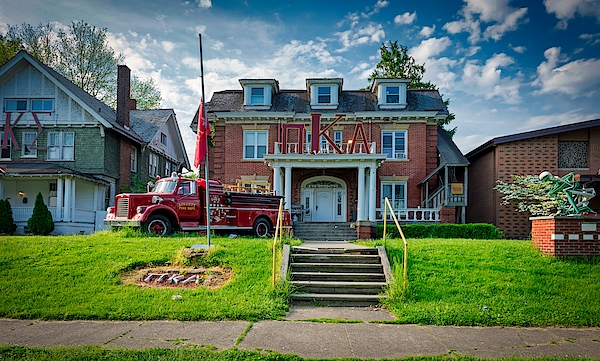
left=176, top=179, right=201, bottom=221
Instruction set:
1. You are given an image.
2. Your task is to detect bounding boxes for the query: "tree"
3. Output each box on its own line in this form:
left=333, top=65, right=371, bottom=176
left=2, top=21, right=161, bottom=109
left=494, top=174, right=559, bottom=216
left=27, top=192, right=54, bottom=235
left=0, top=199, right=17, bottom=234
left=369, top=40, right=456, bottom=136
left=0, top=33, right=22, bottom=67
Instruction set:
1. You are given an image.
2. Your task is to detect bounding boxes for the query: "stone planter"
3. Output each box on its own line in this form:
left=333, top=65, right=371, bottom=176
left=530, top=215, right=600, bottom=256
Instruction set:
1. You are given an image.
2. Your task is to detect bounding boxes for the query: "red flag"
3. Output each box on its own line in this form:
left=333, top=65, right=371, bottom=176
left=193, top=100, right=210, bottom=168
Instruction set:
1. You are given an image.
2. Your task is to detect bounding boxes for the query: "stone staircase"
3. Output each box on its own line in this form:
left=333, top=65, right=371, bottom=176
left=292, top=222, right=357, bottom=241
left=283, top=243, right=393, bottom=307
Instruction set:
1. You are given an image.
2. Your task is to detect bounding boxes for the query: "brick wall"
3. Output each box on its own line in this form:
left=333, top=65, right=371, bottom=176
left=467, top=147, right=496, bottom=225
left=440, top=207, right=456, bottom=223
left=531, top=216, right=600, bottom=256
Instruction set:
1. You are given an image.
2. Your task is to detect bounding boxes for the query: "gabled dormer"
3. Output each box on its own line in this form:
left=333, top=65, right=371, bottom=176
left=371, top=78, right=410, bottom=109
left=239, top=79, right=279, bottom=110
left=307, top=78, right=342, bottom=110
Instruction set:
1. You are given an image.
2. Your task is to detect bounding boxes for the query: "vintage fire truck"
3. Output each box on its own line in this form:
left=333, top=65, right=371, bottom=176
left=104, top=174, right=291, bottom=236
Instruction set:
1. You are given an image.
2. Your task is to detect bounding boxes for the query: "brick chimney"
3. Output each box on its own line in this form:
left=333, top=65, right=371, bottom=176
left=117, top=65, right=131, bottom=127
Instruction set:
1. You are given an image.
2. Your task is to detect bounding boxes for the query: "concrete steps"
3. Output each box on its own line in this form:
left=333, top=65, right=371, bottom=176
left=286, top=245, right=391, bottom=307
left=292, top=222, right=357, bottom=241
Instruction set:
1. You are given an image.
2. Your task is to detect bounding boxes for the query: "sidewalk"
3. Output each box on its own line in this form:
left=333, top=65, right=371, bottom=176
left=1, top=307, right=599, bottom=359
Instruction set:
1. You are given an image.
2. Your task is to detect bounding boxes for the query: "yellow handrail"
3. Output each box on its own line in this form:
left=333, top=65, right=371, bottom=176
left=272, top=198, right=284, bottom=287
left=382, top=197, right=408, bottom=292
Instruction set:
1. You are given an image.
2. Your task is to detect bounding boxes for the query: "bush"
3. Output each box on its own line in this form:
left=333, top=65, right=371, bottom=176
left=27, top=192, right=54, bottom=235
left=0, top=199, right=17, bottom=234
left=377, top=223, right=503, bottom=239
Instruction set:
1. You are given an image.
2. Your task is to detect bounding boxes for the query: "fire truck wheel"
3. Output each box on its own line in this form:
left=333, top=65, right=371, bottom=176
left=144, top=214, right=172, bottom=236
left=253, top=217, right=271, bottom=238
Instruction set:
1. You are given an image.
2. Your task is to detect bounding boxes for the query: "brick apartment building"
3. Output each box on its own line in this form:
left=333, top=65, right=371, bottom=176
left=192, top=78, right=468, bottom=237
left=466, top=118, right=600, bottom=239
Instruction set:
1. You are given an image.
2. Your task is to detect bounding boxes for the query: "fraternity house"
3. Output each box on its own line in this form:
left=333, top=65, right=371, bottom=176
left=192, top=78, right=468, bottom=238
left=0, top=51, right=189, bottom=234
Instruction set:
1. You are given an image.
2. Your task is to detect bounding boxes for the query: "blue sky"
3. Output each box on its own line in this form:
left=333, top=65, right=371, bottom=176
left=1, top=0, right=600, bottom=161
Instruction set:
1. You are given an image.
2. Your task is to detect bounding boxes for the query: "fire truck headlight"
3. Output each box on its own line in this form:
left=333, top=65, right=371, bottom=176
left=152, top=195, right=163, bottom=204
left=106, top=206, right=113, bottom=213
left=136, top=206, right=144, bottom=214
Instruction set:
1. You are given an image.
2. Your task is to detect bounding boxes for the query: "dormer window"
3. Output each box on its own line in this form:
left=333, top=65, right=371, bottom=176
left=307, top=78, right=342, bottom=109
left=240, top=79, right=279, bottom=110
left=317, top=86, right=331, bottom=104
left=371, top=79, right=409, bottom=109
left=250, top=87, right=265, bottom=105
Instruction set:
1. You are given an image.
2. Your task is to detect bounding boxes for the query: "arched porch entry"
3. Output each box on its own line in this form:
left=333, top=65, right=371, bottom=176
left=301, top=176, right=347, bottom=222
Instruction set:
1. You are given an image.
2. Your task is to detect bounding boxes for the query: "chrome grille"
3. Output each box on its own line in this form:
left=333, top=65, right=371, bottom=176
left=116, top=198, right=130, bottom=218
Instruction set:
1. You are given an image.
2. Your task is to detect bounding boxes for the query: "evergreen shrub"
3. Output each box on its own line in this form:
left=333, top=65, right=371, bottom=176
left=27, top=192, right=54, bottom=235
left=0, top=199, right=17, bottom=234
left=377, top=223, right=503, bottom=239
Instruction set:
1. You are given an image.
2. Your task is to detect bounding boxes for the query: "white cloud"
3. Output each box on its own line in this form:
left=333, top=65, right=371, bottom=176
left=419, top=25, right=436, bottom=37
left=335, top=23, right=385, bottom=52
left=187, top=25, right=207, bottom=34
left=461, top=53, right=522, bottom=103
left=196, top=0, right=212, bottom=8
left=533, top=47, right=600, bottom=97
left=466, top=46, right=481, bottom=56
left=410, top=37, right=458, bottom=90
left=511, top=45, right=526, bottom=53
left=161, top=41, right=175, bottom=53
left=361, top=0, right=389, bottom=18
left=443, top=0, right=528, bottom=44
left=212, top=40, right=224, bottom=50
left=544, top=0, right=600, bottom=29
left=394, top=12, right=417, bottom=25
left=410, top=37, right=452, bottom=62
left=521, top=109, right=600, bottom=130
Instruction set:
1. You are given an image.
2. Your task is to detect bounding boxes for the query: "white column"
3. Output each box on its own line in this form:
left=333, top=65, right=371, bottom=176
left=71, top=179, right=76, bottom=222
left=57, top=178, right=64, bottom=221
left=369, top=166, right=377, bottom=221
left=284, top=166, right=292, bottom=210
left=273, top=165, right=281, bottom=196
left=357, top=166, right=365, bottom=221
left=63, top=178, right=71, bottom=222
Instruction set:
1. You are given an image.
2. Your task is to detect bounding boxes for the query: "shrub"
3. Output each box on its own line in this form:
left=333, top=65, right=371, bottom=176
left=0, top=199, right=17, bottom=234
left=377, top=223, right=503, bottom=239
left=27, top=192, right=54, bottom=235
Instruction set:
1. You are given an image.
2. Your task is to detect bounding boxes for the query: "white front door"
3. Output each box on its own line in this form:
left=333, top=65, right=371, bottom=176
left=315, top=190, right=333, bottom=221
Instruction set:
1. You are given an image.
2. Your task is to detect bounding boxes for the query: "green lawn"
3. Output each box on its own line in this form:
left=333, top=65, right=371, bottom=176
left=0, top=231, right=290, bottom=321
left=0, top=232, right=598, bottom=326
left=371, top=238, right=600, bottom=327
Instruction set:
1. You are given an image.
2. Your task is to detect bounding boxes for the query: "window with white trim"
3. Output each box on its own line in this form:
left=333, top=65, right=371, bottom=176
left=0, top=132, right=11, bottom=159
left=31, top=99, right=54, bottom=111
left=130, top=146, right=137, bottom=172
left=149, top=153, right=158, bottom=177
left=4, top=99, right=27, bottom=112
left=164, top=160, right=171, bottom=176
left=160, top=132, right=167, bottom=146
left=381, top=181, right=406, bottom=209
left=250, top=87, right=265, bottom=105
left=22, top=132, right=37, bottom=158
left=244, top=130, right=267, bottom=159
left=385, top=86, right=400, bottom=104
left=382, top=131, right=407, bottom=159
left=305, top=130, right=311, bottom=153
left=47, top=132, right=74, bottom=160
left=317, top=86, right=331, bottom=104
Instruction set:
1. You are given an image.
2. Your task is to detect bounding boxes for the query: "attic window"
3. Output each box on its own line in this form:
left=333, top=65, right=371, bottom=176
left=160, top=132, right=167, bottom=145
left=317, top=86, right=331, bottom=104
left=250, top=87, right=265, bottom=105
left=385, top=86, right=400, bottom=103
left=5, top=99, right=27, bottom=112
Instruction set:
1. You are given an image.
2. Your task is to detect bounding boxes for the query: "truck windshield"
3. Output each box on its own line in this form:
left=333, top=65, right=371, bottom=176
left=152, top=180, right=177, bottom=193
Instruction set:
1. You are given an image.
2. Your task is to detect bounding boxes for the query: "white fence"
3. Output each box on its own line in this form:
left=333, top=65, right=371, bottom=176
left=377, top=207, right=440, bottom=222
left=11, top=207, right=95, bottom=223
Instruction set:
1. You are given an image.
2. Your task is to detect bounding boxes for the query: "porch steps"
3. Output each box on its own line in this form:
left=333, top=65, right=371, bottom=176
left=292, top=222, right=357, bottom=241
left=288, top=245, right=389, bottom=307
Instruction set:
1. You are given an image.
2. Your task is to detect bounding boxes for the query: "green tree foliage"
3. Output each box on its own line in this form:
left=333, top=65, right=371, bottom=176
left=369, top=40, right=456, bottom=137
left=0, top=199, right=17, bottom=234
left=2, top=21, right=161, bottom=109
left=0, top=33, right=22, bottom=66
left=494, top=174, right=559, bottom=216
left=27, top=192, right=54, bottom=235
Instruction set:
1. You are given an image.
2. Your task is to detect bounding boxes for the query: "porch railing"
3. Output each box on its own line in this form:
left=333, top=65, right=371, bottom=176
left=11, top=207, right=96, bottom=223
left=377, top=207, right=440, bottom=222
left=426, top=185, right=466, bottom=208
left=273, top=142, right=377, bottom=155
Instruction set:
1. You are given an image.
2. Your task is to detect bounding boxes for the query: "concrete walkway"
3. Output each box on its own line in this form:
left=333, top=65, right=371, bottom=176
left=1, top=308, right=599, bottom=359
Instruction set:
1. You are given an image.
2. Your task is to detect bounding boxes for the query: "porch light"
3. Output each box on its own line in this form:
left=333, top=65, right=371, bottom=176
left=18, top=191, right=24, bottom=197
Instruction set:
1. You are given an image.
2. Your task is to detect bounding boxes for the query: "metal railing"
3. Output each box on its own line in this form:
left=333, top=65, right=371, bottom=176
left=382, top=197, right=408, bottom=292
left=273, top=142, right=377, bottom=155
left=272, top=198, right=284, bottom=287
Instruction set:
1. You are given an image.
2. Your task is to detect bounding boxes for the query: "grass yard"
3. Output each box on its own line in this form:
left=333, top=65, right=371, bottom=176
left=370, top=238, right=600, bottom=327
left=0, top=231, right=291, bottom=321
left=0, top=232, right=598, bottom=326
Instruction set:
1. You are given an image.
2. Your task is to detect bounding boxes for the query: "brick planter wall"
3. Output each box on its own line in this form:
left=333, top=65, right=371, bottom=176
left=440, top=207, right=456, bottom=224
left=531, top=216, right=600, bottom=256
left=356, top=221, right=376, bottom=240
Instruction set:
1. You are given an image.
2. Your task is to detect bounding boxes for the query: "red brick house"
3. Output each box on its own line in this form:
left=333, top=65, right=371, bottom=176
left=466, top=118, right=600, bottom=239
left=192, top=78, right=468, bottom=238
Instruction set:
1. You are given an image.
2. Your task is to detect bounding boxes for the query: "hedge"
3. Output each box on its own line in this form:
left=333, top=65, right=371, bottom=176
left=376, top=223, right=503, bottom=239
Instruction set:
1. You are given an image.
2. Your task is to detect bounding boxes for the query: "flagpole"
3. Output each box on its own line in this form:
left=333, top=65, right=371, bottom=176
left=199, top=34, right=211, bottom=246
